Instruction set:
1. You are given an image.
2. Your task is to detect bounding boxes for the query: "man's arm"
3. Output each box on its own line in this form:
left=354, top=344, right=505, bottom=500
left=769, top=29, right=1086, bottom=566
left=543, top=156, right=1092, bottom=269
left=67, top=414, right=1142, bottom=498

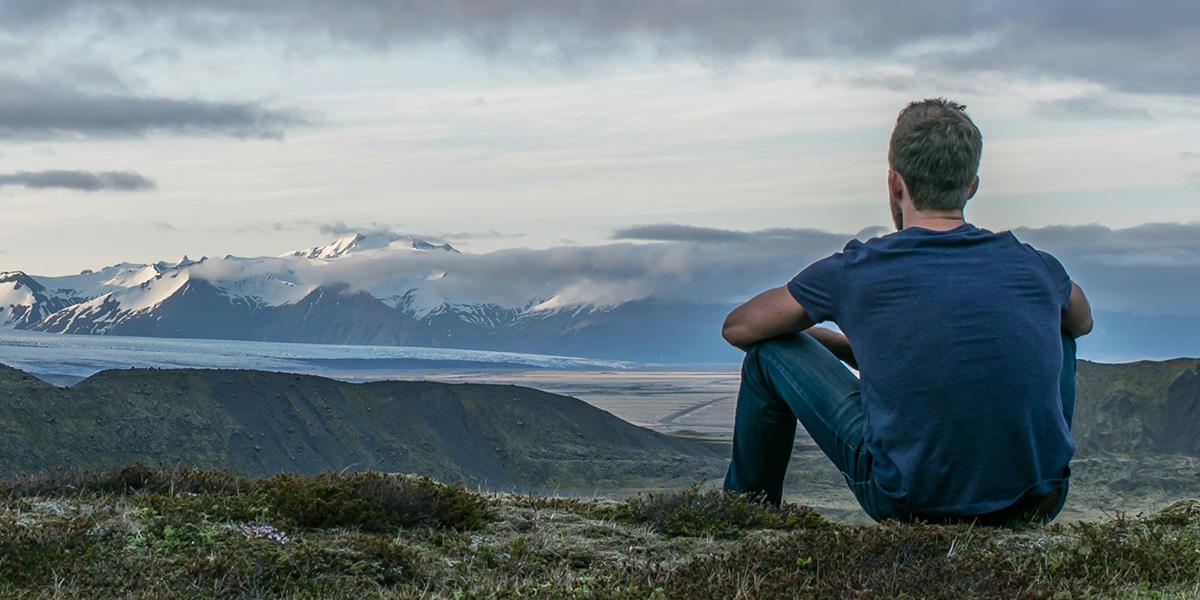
left=1063, top=281, right=1093, bottom=338
left=722, top=286, right=814, bottom=350
left=721, top=287, right=858, bottom=367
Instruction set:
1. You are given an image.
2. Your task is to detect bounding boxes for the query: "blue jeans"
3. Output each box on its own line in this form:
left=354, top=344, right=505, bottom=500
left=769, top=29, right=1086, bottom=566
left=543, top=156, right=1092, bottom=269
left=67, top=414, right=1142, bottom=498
left=723, top=331, right=1077, bottom=522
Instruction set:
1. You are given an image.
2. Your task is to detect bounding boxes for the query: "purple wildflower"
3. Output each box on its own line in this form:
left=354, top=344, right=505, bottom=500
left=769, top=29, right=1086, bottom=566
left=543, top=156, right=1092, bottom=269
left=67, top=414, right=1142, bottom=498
left=241, top=524, right=289, bottom=544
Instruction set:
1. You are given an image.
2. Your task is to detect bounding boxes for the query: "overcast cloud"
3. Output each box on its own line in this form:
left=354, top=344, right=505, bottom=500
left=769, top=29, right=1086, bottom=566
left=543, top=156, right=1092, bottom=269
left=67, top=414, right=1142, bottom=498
left=0, top=78, right=310, bottom=140
left=1030, top=95, right=1156, bottom=122
left=0, top=170, right=156, bottom=192
left=2, top=1, right=1198, bottom=97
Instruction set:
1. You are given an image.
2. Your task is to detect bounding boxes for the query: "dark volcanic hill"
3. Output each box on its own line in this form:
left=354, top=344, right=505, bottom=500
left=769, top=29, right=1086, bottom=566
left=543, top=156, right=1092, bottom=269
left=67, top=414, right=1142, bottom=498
left=0, top=365, right=724, bottom=489
left=1073, top=358, right=1200, bottom=456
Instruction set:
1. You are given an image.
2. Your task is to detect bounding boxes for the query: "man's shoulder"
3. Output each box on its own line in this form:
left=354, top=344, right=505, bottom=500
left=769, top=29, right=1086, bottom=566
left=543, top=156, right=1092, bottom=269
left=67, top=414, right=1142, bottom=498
left=990, top=229, right=1069, bottom=271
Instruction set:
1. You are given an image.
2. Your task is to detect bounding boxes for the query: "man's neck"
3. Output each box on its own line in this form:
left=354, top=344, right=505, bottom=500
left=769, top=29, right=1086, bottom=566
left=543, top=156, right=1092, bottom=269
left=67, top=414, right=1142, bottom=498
left=902, top=211, right=966, bottom=232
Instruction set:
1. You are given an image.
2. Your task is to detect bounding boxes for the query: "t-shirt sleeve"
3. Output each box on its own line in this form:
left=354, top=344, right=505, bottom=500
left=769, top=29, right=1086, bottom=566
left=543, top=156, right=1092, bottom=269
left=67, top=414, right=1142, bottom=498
left=786, top=253, right=844, bottom=324
left=1036, top=250, right=1073, bottom=312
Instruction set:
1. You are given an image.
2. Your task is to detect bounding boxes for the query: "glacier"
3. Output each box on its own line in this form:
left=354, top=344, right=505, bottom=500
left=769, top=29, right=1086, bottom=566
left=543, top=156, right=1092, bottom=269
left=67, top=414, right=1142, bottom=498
left=0, top=329, right=633, bottom=382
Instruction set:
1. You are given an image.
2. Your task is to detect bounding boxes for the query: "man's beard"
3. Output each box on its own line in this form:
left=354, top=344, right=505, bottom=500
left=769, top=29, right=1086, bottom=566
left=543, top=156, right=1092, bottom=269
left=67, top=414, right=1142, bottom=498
left=890, top=196, right=903, bottom=230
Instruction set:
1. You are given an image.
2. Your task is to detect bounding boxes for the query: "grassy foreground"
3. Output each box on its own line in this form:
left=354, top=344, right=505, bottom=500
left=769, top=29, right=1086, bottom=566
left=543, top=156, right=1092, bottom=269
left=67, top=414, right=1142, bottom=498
left=1, top=465, right=1197, bottom=599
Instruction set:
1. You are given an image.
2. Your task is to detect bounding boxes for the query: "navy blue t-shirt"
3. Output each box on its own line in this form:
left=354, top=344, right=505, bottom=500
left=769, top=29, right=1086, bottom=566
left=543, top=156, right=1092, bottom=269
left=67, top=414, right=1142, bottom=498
left=788, top=224, right=1074, bottom=516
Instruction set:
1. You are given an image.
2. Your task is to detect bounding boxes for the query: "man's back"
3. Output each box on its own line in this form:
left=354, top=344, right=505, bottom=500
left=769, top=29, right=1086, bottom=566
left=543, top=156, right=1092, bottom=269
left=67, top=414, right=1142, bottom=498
left=720, top=99, right=1090, bottom=522
left=790, top=224, right=1075, bottom=515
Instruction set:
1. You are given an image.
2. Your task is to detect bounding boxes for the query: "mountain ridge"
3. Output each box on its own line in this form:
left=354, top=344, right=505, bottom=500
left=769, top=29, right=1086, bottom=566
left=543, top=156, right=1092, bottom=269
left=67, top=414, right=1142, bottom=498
left=2, top=234, right=741, bottom=363
left=0, top=363, right=724, bottom=488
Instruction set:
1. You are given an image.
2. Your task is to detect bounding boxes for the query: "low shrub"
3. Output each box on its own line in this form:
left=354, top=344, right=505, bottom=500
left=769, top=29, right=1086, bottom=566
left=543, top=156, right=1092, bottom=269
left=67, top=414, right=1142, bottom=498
left=260, top=472, right=491, bottom=532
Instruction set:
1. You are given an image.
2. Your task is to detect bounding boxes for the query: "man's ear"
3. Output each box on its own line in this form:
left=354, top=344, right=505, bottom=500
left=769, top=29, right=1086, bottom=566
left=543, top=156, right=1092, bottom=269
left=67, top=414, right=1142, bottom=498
left=966, top=176, right=980, bottom=200
left=887, top=169, right=907, bottom=200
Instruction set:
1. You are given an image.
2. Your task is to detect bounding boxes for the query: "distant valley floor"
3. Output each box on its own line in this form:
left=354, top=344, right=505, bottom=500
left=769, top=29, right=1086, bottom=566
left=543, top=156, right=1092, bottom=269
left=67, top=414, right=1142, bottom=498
left=428, top=369, right=743, bottom=437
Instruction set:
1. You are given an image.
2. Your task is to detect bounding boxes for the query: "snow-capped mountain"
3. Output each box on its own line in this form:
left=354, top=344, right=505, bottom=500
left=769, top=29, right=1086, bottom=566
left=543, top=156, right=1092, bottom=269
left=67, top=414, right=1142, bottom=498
left=287, top=234, right=458, bottom=260
left=8, top=234, right=739, bottom=363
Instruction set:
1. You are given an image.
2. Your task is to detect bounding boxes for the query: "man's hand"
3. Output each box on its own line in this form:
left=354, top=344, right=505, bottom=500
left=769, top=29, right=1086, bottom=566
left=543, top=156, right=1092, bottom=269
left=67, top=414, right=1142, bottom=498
left=1063, top=281, right=1093, bottom=338
left=807, top=327, right=857, bottom=370
left=721, top=286, right=814, bottom=350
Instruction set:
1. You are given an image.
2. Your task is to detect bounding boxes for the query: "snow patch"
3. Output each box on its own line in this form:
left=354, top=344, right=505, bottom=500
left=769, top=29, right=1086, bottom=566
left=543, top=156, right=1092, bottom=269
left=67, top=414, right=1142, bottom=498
left=123, top=271, right=191, bottom=312
left=38, top=263, right=158, bottom=298
left=391, top=288, right=446, bottom=319
left=220, top=272, right=312, bottom=307
left=0, top=279, right=36, bottom=309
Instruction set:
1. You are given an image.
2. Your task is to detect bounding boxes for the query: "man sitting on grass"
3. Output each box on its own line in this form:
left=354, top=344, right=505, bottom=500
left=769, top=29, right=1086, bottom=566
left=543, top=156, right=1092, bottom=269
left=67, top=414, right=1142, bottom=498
left=721, top=98, right=1093, bottom=524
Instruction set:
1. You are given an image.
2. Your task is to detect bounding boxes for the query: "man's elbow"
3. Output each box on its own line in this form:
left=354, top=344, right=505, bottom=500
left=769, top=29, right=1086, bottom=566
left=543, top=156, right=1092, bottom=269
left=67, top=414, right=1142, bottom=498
left=1069, top=316, right=1094, bottom=338
left=721, top=316, right=753, bottom=350
left=1063, top=282, right=1093, bottom=338
left=1064, top=313, right=1094, bottom=338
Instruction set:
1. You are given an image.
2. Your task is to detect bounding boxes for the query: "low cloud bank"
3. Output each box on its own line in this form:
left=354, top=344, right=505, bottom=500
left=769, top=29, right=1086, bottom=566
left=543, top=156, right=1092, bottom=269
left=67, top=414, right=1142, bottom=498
left=1015, top=223, right=1200, bottom=316
left=184, top=222, right=1200, bottom=319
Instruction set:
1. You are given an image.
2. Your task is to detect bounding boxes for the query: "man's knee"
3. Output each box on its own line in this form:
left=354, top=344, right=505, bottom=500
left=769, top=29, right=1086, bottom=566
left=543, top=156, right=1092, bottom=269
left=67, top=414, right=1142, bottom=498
left=744, top=332, right=814, bottom=357
left=742, top=332, right=826, bottom=372
left=742, top=335, right=795, bottom=381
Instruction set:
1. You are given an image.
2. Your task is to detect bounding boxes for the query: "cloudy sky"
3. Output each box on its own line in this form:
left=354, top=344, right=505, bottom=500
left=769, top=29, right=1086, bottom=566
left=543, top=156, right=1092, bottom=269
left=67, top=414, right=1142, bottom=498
left=2, top=1, right=1199, bottom=358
